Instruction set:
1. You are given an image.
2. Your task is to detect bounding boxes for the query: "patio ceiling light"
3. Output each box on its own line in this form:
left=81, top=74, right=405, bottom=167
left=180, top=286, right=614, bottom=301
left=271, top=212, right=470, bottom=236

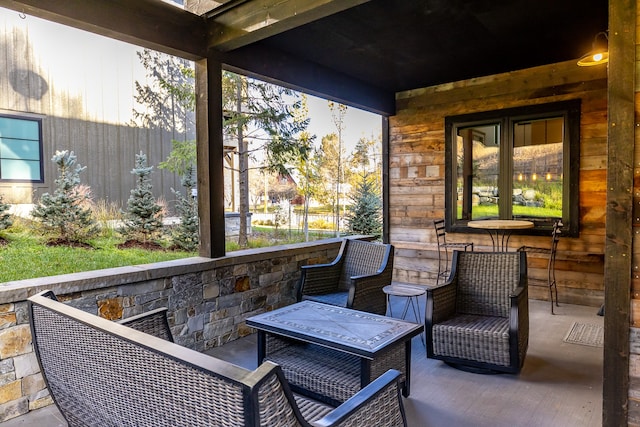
left=577, top=31, right=609, bottom=66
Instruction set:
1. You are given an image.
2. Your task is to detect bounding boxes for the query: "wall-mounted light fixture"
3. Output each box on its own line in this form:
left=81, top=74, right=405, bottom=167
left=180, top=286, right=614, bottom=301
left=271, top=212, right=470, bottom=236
left=577, top=31, right=609, bottom=66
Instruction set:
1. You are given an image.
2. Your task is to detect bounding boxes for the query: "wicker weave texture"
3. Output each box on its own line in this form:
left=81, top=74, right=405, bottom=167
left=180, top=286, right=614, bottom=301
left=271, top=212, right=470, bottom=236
left=298, top=239, right=393, bottom=315
left=433, top=314, right=510, bottom=366
left=118, top=308, right=173, bottom=342
left=456, top=252, right=521, bottom=317
left=338, top=240, right=388, bottom=291
left=266, top=339, right=407, bottom=405
left=257, top=373, right=304, bottom=426
left=294, top=394, right=334, bottom=423
left=33, top=305, right=247, bottom=426
left=300, top=262, right=343, bottom=296
left=328, top=379, right=405, bottom=427
left=31, top=293, right=408, bottom=427
left=370, top=345, right=407, bottom=386
left=267, top=343, right=361, bottom=404
left=295, top=376, right=405, bottom=427
left=426, top=251, right=529, bottom=373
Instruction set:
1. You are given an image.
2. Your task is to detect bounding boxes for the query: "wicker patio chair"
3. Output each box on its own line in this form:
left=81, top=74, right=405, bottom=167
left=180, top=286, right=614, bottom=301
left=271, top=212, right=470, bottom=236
left=296, top=239, right=394, bottom=315
left=425, top=251, right=529, bottom=374
left=28, top=291, right=408, bottom=427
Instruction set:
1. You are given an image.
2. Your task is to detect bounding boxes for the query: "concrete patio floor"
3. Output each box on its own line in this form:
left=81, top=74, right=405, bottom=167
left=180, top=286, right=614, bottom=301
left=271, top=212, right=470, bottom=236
left=1, top=297, right=603, bottom=426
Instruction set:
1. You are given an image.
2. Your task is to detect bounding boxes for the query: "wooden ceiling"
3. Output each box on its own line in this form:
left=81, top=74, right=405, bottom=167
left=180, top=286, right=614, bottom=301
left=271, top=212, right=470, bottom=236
left=0, top=0, right=608, bottom=114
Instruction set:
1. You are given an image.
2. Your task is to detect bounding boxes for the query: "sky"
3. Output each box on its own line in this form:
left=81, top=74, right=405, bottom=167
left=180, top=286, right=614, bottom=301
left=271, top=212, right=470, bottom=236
left=3, top=6, right=382, bottom=152
left=304, top=95, right=382, bottom=152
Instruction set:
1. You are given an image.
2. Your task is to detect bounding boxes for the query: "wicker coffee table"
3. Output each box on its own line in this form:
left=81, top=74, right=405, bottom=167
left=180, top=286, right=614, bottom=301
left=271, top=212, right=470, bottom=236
left=246, top=301, right=422, bottom=406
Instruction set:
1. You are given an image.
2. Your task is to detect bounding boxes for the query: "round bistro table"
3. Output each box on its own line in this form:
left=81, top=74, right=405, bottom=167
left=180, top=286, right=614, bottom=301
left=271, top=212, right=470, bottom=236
left=383, top=283, right=426, bottom=347
left=467, top=219, right=534, bottom=251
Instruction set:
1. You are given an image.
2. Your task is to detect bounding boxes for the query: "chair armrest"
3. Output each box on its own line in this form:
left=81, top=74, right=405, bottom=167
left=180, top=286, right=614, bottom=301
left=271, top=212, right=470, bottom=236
left=509, top=282, right=529, bottom=367
left=297, top=261, right=343, bottom=298
left=426, top=281, right=457, bottom=325
left=312, top=369, right=406, bottom=427
left=350, top=270, right=391, bottom=291
left=118, top=308, right=174, bottom=342
left=348, top=272, right=392, bottom=314
left=510, top=284, right=529, bottom=328
left=509, top=284, right=526, bottom=300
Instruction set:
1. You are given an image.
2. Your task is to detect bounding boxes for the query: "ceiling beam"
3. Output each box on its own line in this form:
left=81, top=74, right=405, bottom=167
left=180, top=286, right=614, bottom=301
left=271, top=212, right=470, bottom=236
left=219, top=42, right=395, bottom=115
left=0, top=0, right=208, bottom=60
left=205, top=0, right=372, bottom=51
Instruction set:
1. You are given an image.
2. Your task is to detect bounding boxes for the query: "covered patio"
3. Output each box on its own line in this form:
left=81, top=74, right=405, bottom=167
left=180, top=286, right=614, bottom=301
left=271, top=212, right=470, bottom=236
left=6, top=298, right=603, bottom=426
left=0, top=0, right=634, bottom=425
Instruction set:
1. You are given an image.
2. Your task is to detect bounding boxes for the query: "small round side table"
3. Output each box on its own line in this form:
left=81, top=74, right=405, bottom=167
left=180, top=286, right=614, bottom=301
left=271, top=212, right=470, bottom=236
left=383, top=283, right=426, bottom=347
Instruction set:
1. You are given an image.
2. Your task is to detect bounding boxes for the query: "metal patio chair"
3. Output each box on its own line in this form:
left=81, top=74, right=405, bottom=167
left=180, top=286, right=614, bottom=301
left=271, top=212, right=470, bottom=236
left=434, top=219, right=473, bottom=285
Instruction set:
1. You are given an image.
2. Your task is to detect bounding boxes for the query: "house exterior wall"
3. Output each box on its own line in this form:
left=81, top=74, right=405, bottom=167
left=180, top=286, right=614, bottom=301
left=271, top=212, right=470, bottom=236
left=0, top=9, right=185, bottom=208
left=0, top=239, right=341, bottom=422
left=389, top=60, right=608, bottom=307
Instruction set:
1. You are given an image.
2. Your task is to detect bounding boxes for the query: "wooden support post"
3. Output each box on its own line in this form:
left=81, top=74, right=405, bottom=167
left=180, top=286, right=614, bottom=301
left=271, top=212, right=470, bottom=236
left=382, top=116, right=390, bottom=243
left=603, top=0, right=635, bottom=424
left=195, top=56, right=226, bottom=258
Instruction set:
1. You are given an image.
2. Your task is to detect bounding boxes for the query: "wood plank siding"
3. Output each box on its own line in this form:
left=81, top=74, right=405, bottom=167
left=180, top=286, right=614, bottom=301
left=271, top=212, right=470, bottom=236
left=389, top=60, right=608, bottom=307
left=627, top=0, right=640, bottom=424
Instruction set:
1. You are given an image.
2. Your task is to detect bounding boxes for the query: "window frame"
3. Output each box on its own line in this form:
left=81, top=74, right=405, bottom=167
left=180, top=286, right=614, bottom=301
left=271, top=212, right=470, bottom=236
left=444, top=100, right=580, bottom=237
left=0, top=114, right=45, bottom=183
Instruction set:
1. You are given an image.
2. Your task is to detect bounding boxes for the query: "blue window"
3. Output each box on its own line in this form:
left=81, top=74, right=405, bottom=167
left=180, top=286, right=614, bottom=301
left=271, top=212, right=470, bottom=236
left=0, top=115, right=43, bottom=182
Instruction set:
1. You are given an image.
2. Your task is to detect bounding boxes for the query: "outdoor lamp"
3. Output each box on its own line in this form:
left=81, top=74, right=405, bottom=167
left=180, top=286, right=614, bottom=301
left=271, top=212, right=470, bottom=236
left=577, top=31, right=609, bottom=66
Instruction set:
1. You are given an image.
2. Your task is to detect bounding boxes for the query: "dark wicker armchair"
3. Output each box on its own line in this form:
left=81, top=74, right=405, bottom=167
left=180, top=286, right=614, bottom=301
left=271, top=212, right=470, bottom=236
left=425, top=251, right=529, bottom=374
left=296, top=239, right=394, bottom=315
left=29, top=291, right=408, bottom=427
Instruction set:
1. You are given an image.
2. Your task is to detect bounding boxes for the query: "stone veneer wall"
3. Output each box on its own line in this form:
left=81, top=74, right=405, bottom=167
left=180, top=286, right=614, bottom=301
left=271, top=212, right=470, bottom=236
left=0, top=238, right=345, bottom=422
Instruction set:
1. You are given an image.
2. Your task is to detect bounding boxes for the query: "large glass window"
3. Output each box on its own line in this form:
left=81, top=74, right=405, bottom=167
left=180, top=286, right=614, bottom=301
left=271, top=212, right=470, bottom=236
left=445, top=100, right=580, bottom=236
left=0, top=115, right=43, bottom=182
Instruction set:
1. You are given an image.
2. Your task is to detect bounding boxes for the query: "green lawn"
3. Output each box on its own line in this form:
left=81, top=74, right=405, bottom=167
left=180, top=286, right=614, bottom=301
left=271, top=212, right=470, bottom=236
left=0, top=225, right=337, bottom=283
left=0, top=231, right=196, bottom=283
left=458, top=204, right=562, bottom=219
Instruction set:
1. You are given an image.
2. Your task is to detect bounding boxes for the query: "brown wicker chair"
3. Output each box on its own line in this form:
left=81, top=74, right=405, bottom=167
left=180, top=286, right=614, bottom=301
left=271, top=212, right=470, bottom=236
left=296, top=239, right=394, bottom=315
left=425, top=251, right=529, bottom=374
left=28, top=291, right=408, bottom=427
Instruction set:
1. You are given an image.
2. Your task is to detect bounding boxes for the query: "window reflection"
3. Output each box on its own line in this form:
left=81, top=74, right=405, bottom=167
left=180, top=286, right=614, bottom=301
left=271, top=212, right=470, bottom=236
left=455, top=124, right=500, bottom=220
left=512, top=118, right=563, bottom=221
left=445, top=100, right=579, bottom=235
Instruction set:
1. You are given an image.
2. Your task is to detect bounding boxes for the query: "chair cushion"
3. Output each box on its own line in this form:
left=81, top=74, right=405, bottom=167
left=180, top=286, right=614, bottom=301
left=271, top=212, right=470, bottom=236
left=267, top=342, right=361, bottom=404
left=294, top=394, right=334, bottom=423
left=302, top=292, right=348, bottom=308
left=432, top=314, right=510, bottom=366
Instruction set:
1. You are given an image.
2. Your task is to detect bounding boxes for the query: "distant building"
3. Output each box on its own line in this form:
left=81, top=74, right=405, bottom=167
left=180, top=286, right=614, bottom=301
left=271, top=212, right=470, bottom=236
left=0, top=8, right=191, bottom=208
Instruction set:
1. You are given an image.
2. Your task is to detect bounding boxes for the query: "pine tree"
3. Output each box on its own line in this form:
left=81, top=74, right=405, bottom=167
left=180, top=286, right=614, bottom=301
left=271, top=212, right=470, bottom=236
left=31, top=150, right=96, bottom=243
left=346, top=171, right=382, bottom=238
left=171, top=166, right=199, bottom=251
left=0, top=195, right=12, bottom=231
left=122, top=151, right=164, bottom=243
